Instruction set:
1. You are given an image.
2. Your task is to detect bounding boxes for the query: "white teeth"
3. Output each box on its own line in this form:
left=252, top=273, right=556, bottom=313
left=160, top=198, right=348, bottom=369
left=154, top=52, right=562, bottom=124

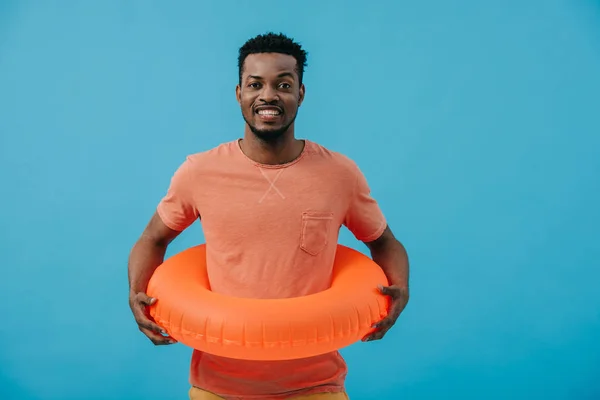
left=257, top=109, right=280, bottom=115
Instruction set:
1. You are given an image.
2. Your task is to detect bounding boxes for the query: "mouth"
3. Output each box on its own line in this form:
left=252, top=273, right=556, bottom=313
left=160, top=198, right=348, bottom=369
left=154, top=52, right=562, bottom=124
left=254, top=106, right=283, bottom=122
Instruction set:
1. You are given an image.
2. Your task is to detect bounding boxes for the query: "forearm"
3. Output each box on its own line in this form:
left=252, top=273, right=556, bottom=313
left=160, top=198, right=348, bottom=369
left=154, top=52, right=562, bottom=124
left=128, top=237, right=169, bottom=295
left=368, top=234, right=410, bottom=293
left=362, top=228, right=410, bottom=341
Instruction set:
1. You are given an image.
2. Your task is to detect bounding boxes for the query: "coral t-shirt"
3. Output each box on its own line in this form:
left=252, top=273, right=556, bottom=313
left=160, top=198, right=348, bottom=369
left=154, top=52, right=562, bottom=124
left=156, top=139, right=387, bottom=400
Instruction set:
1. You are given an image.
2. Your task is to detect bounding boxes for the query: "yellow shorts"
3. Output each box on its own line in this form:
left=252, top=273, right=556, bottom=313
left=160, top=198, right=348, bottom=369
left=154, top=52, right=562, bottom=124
left=189, top=386, right=350, bottom=400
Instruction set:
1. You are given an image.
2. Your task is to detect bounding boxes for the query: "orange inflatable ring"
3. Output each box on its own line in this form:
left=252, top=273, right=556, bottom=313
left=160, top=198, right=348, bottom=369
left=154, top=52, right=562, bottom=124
left=146, top=244, right=390, bottom=360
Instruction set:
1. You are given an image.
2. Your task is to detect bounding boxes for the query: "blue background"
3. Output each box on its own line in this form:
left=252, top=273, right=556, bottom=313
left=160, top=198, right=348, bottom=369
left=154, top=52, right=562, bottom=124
left=1, top=1, right=599, bottom=399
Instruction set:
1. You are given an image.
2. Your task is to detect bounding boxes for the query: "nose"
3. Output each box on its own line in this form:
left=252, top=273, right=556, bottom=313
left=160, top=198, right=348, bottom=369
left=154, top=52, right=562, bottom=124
left=259, top=85, right=279, bottom=103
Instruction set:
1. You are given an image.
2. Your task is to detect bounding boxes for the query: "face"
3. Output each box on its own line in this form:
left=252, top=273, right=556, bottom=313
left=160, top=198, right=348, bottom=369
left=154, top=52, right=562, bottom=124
left=236, top=53, right=305, bottom=142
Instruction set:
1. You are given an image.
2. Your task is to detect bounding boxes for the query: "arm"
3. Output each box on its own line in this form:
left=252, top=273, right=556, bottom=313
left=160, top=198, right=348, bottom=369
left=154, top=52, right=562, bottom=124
left=129, top=156, right=199, bottom=345
left=341, top=159, right=409, bottom=341
left=128, top=212, right=183, bottom=345
left=362, top=225, right=410, bottom=341
left=365, top=225, right=409, bottom=293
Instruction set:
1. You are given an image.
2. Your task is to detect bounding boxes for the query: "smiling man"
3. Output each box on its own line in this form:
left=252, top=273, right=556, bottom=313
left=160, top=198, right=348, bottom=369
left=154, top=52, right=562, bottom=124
left=128, top=32, right=410, bottom=400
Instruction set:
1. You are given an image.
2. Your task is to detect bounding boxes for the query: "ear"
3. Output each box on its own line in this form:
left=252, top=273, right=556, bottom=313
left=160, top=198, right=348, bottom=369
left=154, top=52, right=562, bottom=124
left=236, top=84, right=241, bottom=104
left=298, top=83, right=305, bottom=106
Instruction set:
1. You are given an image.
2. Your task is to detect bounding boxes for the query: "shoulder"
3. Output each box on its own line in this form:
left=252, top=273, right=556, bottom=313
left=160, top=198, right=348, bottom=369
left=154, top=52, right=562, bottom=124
left=180, top=140, right=239, bottom=170
left=304, top=140, right=361, bottom=175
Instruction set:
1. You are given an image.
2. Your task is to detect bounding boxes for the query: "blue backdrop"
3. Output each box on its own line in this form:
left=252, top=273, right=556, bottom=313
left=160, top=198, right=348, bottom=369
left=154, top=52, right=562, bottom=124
left=1, top=1, right=599, bottom=399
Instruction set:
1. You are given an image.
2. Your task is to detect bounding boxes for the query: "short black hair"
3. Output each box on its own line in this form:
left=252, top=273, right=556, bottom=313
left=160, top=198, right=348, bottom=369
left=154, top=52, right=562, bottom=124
left=238, top=32, right=308, bottom=85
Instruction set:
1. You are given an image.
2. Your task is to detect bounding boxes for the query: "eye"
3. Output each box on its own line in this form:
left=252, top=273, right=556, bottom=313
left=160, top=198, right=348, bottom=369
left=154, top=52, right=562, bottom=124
left=279, top=82, right=291, bottom=89
left=248, top=82, right=261, bottom=89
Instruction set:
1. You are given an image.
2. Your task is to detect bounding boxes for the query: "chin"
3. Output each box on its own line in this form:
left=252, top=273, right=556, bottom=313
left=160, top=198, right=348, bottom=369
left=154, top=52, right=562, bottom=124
left=242, top=112, right=295, bottom=142
left=248, top=120, right=292, bottom=141
left=251, top=128, right=287, bottom=142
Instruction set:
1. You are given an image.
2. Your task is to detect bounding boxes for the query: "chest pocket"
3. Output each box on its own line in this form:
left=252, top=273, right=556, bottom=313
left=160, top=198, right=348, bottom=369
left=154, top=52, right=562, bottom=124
left=300, top=211, right=334, bottom=256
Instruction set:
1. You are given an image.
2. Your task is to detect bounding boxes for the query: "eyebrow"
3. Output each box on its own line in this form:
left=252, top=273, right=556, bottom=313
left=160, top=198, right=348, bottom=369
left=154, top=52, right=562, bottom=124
left=247, top=72, right=296, bottom=81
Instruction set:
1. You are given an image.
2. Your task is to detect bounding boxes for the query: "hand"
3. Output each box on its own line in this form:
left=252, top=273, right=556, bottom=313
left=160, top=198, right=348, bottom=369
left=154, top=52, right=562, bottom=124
left=129, top=291, right=177, bottom=346
left=362, top=284, right=409, bottom=342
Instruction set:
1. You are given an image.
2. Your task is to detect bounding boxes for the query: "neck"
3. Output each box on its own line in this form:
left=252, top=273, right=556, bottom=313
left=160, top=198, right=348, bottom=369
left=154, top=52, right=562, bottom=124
left=240, top=127, right=304, bottom=165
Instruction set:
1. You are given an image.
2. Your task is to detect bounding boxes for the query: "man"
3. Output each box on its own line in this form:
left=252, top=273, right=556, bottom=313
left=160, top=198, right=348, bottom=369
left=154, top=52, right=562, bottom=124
left=128, top=32, right=410, bottom=400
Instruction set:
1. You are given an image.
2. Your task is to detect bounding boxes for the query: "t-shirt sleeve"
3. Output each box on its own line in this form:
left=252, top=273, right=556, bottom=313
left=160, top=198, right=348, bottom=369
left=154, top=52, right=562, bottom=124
left=343, top=162, right=387, bottom=242
left=156, top=157, right=199, bottom=231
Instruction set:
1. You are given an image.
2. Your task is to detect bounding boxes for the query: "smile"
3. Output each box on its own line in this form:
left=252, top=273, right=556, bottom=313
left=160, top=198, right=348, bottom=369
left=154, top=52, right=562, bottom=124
left=255, top=106, right=283, bottom=117
left=257, top=109, right=281, bottom=116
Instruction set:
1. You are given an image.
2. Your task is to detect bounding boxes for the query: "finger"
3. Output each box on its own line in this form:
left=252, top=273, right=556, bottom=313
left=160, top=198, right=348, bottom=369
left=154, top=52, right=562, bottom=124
left=363, top=328, right=388, bottom=342
left=137, top=292, right=157, bottom=306
left=363, top=320, right=394, bottom=341
left=140, top=327, right=177, bottom=346
left=375, top=298, right=406, bottom=325
left=377, top=284, right=395, bottom=296
left=362, top=313, right=397, bottom=342
left=362, top=328, right=386, bottom=342
left=378, top=285, right=406, bottom=301
left=134, top=305, right=168, bottom=334
left=137, top=318, right=168, bottom=335
left=141, top=325, right=177, bottom=342
left=134, top=296, right=166, bottom=332
left=371, top=315, right=395, bottom=330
